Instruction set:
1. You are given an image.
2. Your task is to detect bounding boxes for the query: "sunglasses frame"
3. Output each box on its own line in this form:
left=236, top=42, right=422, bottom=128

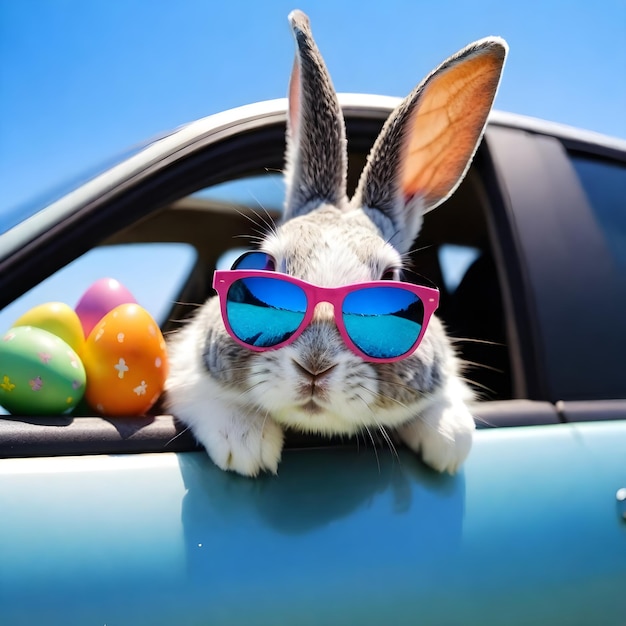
left=213, top=269, right=440, bottom=363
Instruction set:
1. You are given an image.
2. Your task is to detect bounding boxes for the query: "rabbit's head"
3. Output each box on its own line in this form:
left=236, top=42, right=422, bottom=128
left=166, top=11, right=508, bottom=475
left=222, top=11, right=507, bottom=434
left=169, top=11, right=507, bottom=444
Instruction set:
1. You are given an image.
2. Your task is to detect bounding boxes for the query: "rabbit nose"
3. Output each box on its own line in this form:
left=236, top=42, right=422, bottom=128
left=292, top=358, right=337, bottom=381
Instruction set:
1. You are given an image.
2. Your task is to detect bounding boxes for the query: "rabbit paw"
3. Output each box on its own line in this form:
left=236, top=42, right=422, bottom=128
left=195, top=414, right=284, bottom=477
left=398, top=400, right=475, bottom=475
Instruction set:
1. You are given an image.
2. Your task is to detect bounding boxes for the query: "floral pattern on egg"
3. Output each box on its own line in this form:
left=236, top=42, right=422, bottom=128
left=0, top=326, right=86, bottom=415
left=81, top=304, right=168, bottom=416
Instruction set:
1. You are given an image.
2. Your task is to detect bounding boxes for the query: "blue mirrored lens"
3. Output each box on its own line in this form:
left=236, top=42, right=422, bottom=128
left=342, top=287, right=424, bottom=358
left=226, top=277, right=307, bottom=347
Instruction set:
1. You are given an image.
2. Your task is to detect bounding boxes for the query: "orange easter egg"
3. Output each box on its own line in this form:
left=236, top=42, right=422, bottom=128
left=81, top=304, right=168, bottom=416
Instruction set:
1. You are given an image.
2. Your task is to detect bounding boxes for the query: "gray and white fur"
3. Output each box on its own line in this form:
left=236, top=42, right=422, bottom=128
left=166, top=10, right=508, bottom=476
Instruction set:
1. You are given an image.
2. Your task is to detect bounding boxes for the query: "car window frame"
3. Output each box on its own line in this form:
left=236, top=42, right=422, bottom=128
left=484, top=124, right=626, bottom=402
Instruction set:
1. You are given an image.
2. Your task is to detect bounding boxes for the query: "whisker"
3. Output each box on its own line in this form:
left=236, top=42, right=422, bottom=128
left=358, top=377, right=416, bottom=403
left=459, top=376, right=496, bottom=397
left=355, top=430, right=362, bottom=452
left=472, top=413, right=498, bottom=428
left=353, top=389, right=400, bottom=462
left=362, top=424, right=381, bottom=472
left=381, top=225, right=433, bottom=261
left=378, top=425, right=399, bottom=460
left=234, top=381, right=265, bottom=403
left=403, top=243, right=434, bottom=259
left=246, top=203, right=279, bottom=237
left=459, top=359, right=504, bottom=374
left=233, top=206, right=276, bottom=241
left=450, top=336, right=505, bottom=347
left=171, top=300, right=204, bottom=308
left=165, top=317, right=201, bottom=326
left=248, top=195, right=280, bottom=229
left=165, top=424, right=192, bottom=448
left=260, top=408, right=273, bottom=440
left=232, top=233, right=266, bottom=245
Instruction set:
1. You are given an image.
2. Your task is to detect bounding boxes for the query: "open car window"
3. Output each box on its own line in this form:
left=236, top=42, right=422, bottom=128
left=142, top=168, right=513, bottom=402
left=0, top=243, right=197, bottom=331
left=0, top=243, right=197, bottom=417
left=1, top=163, right=514, bottom=418
left=2, top=101, right=546, bottom=455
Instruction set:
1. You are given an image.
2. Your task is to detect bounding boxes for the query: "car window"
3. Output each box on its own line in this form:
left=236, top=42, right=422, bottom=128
left=0, top=242, right=197, bottom=416
left=438, top=244, right=481, bottom=293
left=0, top=114, right=515, bottom=432
left=570, top=155, right=626, bottom=270
left=193, top=174, right=285, bottom=213
left=0, top=243, right=197, bottom=333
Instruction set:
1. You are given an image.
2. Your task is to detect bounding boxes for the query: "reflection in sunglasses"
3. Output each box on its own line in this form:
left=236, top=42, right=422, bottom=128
left=216, top=271, right=438, bottom=362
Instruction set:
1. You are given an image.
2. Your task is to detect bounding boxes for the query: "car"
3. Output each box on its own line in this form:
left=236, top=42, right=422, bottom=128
left=1, top=93, right=625, bottom=625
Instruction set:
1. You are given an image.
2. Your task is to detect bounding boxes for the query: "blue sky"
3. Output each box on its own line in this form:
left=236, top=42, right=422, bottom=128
left=1, top=0, right=625, bottom=214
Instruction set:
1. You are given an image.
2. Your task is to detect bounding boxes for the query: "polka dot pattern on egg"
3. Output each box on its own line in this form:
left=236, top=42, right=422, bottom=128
left=81, top=304, right=168, bottom=416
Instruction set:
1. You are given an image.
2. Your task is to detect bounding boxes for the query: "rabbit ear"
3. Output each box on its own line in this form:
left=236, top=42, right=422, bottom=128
left=353, top=38, right=508, bottom=253
left=284, top=10, right=348, bottom=221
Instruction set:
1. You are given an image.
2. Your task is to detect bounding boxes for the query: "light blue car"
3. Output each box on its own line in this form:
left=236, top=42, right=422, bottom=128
left=1, top=94, right=625, bottom=624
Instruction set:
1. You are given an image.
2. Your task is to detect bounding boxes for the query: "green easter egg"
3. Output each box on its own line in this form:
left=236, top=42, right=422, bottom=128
left=0, top=326, right=86, bottom=415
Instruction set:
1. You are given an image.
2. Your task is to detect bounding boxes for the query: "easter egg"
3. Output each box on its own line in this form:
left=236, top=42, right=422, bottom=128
left=0, top=326, right=86, bottom=415
left=75, top=278, right=137, bottom=337
left=81, top=303, right=168, bottom=416
left=13, top=302, right=85, bottom=353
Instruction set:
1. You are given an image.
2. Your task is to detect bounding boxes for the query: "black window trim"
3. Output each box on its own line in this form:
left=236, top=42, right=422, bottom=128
left=485, top=125, right=626, bottom=402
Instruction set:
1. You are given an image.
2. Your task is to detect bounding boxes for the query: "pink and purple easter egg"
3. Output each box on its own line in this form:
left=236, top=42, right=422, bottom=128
left=75, top=278, right=137, bottom=337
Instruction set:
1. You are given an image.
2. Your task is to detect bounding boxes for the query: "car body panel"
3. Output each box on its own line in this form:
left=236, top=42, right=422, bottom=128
left=1, top=421, right=625, bottom=625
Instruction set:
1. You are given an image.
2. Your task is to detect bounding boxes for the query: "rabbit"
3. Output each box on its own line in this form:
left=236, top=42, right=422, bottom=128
left=165, top=9, right=507, bottom=477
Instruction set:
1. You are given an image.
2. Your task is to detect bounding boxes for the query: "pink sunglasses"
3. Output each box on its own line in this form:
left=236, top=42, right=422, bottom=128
left=212, top=254, right=439, bottom=363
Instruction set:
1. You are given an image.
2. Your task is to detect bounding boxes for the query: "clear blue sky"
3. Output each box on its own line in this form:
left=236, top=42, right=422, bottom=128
left=1, top=0, right=625, bottom=214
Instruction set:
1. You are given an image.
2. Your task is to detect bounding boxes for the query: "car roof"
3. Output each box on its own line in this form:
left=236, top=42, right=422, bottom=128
left=170, top=93, right=626, bottom=153
left=3, top=93, right=625, bottom=258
